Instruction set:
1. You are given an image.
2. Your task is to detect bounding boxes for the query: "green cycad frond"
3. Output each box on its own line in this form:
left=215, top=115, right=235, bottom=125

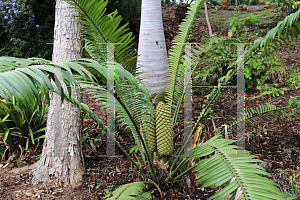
left=170, top=36, right=240, bottom=125
left=0, top=57, right=44, bottom=73
left=190, top=7, right=300, bottom=136
left=74, top=62, right=157, bottom=176
left=168, top=7, right=300, bottom=176
left=246, top=8, right=300, bottom=58
left=0, top=57, right=96, bottom=104
left=65, top=95, right=106, bottom=131
left=222, top=102, right=300, bottom=133
left=170, top=84, right=222, bottom=172
left=165, top=9, right=240, bottom=124
left=160, top=0, right=240, bottom=126
left=73, top=58, right=142, bottom=87
left=169, top=63, right=185, bottom=124
left=83, top=84, right=151, bottom=150
left=106, top=181, right=151, bottom=200
left=64, top=0, right=137, bottom=73
left=191, top=135, right=285, bottom=200
left=0, top=56, right=157, bottom=179
left=166, top=0, right=205, bottom=116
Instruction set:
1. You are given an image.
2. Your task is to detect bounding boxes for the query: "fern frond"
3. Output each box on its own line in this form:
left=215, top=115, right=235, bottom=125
left=191, top=135, right=285, bottom=200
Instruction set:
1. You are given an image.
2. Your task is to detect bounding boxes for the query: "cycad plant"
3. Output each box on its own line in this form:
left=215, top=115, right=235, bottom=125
left=0, top=0, right=300, bottom=199
left=104, top=181, right=152, bottom=200
left=68, top=0, right=138, bottom=74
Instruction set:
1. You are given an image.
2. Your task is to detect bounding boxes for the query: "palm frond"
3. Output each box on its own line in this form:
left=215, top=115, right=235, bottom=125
left=106, top=181, right=151, bottom=200
left=191, top=135, right=285, bottom=200
left=63, top=0, right=137, bottom=73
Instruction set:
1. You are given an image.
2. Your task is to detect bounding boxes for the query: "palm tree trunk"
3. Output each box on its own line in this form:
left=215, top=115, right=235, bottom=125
left=137, top=0, right=169, bottom=95
left=31, top=1, right=84, bottom=187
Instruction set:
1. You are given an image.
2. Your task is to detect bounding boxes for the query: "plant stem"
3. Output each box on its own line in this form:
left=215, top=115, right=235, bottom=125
left=173, top=164, right=196, bottom=182
left=165, top=158, right=188, bottom=182
left=65, top=94, right=147, bottom=178
left=115, top=140, right=146, bottom=178
left=162, top=156, right=169, bottom=164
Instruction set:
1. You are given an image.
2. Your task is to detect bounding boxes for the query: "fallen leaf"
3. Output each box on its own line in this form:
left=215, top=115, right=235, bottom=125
left=116, top=167, right=120, bottom=173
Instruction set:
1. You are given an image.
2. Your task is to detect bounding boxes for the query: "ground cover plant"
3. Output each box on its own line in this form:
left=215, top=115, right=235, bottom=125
left=0, top=0, right=300, bottom=199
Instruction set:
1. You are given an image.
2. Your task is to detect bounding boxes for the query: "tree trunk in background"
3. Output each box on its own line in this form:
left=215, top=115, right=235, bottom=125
left=31, top=1, right=84, bottom=187
left=204, top=2, right=213, bottom=36
left=137, top=0, right=169, bottom=95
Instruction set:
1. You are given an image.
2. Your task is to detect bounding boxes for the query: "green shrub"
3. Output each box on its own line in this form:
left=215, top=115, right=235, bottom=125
left=193, top=39, right=290, bottom=97
left=244, top=53, right=286, bottom=89
left=288, top=70, right=300, bottom=89
left=193, top=39, right=237, bottom=88
left=0, top=92, right=48, bottom=159
left=0, top=0, right=55, bottom=59
left=282, top=0, right=300, bottom=14
left=161, top=0, right=178, bottom=6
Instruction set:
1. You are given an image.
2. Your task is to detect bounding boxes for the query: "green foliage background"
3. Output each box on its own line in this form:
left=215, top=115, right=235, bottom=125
left=105, top=0, right=142, bottom=41
left=0, top=0, right=55, bottom=59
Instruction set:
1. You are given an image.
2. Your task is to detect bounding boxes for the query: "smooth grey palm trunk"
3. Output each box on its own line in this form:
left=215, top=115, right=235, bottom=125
left=137, top=0, right=169, bottom=95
